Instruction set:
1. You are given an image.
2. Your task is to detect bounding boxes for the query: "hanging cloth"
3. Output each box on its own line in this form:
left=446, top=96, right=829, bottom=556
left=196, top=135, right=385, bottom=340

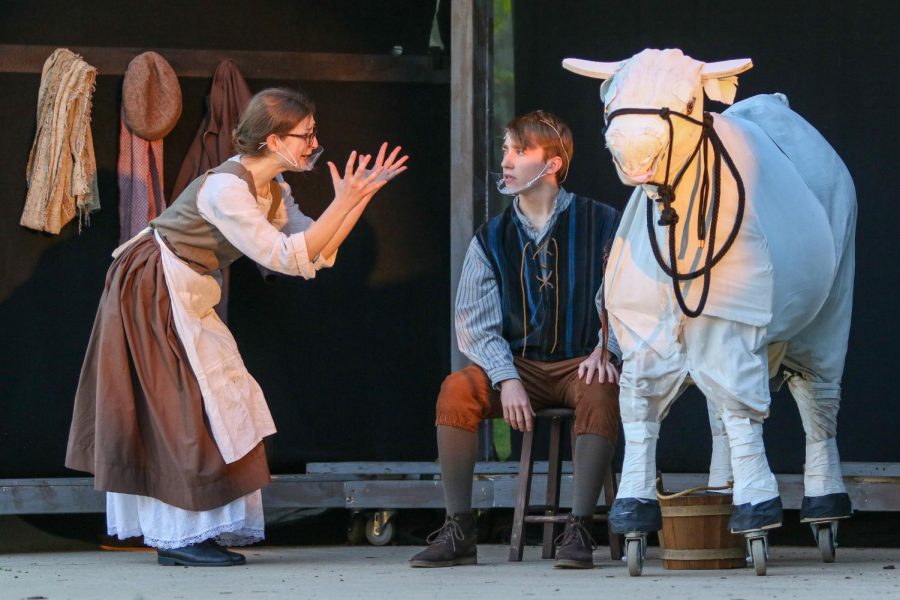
left=21, top=48, right=99, bottom=234
left=118, top=118, right=166, bottom=243
left=170, top=59, right=253, bottom=321
left=171, top=59, right=253, bottom=200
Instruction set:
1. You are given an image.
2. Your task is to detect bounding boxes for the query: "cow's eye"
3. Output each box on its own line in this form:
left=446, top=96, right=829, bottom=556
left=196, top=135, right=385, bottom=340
left=686, top=97, right=696, bottom=113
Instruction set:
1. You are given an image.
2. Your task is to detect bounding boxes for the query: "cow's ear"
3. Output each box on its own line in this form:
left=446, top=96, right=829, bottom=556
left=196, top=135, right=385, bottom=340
left=562, top=58, right=622, bottom=80
left=700, top=59, right=752, bottom=105
left=600, top=77, right=617, bottom=106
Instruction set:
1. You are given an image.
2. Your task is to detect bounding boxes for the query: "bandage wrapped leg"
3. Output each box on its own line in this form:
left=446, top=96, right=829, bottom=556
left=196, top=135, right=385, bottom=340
left=722, top=410, right=782, bottom=532
left=610, top=331, right=688, bottom=534
left=707, top=400, right=733, bottom=489
left=787, top=374, right=851, bottom=520
left=610, top=421, right=663, bottom=533
left=617, top=421, right=661, bottom=499
left=799, top=439, right=851, bottom=522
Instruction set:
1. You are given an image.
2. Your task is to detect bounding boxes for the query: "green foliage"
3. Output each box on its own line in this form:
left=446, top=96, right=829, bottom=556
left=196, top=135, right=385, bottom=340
left=492, top=417, right=512, bottom=461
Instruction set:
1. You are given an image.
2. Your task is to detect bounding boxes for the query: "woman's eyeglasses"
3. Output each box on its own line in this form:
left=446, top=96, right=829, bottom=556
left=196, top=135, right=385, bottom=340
left=283, top=125, right=318, bottom=144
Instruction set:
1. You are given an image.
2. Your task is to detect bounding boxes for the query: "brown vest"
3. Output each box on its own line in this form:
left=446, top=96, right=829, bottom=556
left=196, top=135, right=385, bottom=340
left=150, top=160, right=282, bottom=274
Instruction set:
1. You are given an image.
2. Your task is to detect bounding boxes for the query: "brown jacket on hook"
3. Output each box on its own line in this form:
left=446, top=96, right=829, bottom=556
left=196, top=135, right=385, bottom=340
left=171, top=59, right=252, bottom=200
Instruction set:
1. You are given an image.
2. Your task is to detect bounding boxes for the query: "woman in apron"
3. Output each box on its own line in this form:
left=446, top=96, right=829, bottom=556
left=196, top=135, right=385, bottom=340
left=65, top=87, right=408, bottom=566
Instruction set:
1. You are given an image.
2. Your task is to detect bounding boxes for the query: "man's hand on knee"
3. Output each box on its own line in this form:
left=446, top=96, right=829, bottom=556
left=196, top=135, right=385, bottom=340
left=578, top=348, right=621, bottom=385
left=500, top=379, right=535, bottom=432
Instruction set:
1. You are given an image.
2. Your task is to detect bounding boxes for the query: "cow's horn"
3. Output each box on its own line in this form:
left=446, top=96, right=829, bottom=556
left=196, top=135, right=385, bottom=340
left=562, top=58, right=620, bottom=80
left=700, top=58, right=753, bottom=79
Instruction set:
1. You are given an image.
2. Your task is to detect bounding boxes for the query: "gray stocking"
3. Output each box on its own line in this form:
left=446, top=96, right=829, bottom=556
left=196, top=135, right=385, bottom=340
left=437, top=425, right=478, bottom=516
left=571, top=434, right=615, bottom=517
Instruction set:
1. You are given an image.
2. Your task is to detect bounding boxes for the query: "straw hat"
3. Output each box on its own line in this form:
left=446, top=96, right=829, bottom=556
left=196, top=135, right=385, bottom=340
left=122, top=51, right=182, bottom=140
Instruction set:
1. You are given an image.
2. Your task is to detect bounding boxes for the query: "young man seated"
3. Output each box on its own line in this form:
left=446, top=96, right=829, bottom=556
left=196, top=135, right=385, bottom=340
left=409, top=111, right=622, bottom=569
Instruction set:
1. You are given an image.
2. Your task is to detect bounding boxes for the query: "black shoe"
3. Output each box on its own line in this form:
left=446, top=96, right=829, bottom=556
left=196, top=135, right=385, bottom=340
left=554, top=514, right=596, bottom=569
left=157, top=540, right=239, bottom=567
left=214, top=543, right=247, bottom=565
left=408, top=513, right=477, bottom=568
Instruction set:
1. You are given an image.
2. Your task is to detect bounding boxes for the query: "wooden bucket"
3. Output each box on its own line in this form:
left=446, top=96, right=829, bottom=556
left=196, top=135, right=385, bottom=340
left=657, top=485, right=746, bottom=570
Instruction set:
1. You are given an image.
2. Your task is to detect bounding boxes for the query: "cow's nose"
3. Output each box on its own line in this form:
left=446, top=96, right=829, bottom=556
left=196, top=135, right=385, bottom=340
left=606, top=127, right=665, bottom=180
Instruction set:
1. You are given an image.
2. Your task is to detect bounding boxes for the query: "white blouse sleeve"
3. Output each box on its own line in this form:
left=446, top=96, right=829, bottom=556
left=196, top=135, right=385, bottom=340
left=276, top=178, right=336, bottom=269
left=196, top=173, right=318, bottom=278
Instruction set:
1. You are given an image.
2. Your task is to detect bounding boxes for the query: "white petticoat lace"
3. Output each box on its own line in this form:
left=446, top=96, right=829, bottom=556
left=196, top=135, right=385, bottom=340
left=109, top=521, right=264, bottom=549
left=106, top=490, right=265, bottom=549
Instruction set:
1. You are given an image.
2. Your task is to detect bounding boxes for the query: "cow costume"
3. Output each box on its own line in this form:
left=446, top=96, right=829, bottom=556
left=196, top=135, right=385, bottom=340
left=563, top=49, right=856, bottom=572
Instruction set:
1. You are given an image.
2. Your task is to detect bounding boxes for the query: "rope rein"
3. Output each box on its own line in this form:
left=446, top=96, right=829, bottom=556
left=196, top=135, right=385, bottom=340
left=657, top=480, right=734, bottom=500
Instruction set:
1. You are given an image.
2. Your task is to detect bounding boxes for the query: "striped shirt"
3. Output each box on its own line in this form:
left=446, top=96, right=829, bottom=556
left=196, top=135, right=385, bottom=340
left=456, top=188, right=621, bottom=387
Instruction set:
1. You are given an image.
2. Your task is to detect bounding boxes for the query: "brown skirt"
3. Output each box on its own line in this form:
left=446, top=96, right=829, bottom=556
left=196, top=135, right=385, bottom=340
left=65, top=233, right=271, bottom=511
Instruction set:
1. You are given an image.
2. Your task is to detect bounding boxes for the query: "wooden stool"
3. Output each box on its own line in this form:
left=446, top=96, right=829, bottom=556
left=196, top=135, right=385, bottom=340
left=508, top=408, right=623, bottom=561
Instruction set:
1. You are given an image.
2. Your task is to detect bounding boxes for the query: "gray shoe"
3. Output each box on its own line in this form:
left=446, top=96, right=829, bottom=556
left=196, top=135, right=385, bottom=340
left=409, top=512, right=477, bottom=568
left=554, top=514, right=596, bottom=569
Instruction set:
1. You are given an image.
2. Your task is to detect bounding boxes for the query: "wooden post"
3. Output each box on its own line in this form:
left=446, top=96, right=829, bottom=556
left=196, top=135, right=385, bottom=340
left=450, top=0, right=492, bottom=372
left=451, top=0, right=494, bottom=461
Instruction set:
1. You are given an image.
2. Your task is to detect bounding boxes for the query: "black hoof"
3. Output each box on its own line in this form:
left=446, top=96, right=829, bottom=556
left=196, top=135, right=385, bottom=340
left=609, top=497, right=662, bottom=533
left=800, top=493, right=852, bottom=522
left=729, top=497, right=783, bottom=533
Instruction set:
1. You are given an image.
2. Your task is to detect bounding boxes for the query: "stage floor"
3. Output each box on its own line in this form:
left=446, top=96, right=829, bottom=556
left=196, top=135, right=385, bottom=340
left=1, top=543, right=897, bottom=599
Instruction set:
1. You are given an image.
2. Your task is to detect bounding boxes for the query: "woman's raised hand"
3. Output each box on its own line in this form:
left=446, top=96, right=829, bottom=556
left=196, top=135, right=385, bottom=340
left=313, top=144, right=408, bottom=260
left=366, top=142, right=409, bottom=186
left=327, top=151, right=385, bottom=210
left=327, top=144, right=408, bottom=210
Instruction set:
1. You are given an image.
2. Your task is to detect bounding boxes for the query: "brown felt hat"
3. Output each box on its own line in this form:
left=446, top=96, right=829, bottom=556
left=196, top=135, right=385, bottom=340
left=122, top=51, right=182, bottom=140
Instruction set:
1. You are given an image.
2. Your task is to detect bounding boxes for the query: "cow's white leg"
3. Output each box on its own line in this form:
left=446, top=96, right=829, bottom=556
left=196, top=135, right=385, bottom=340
left=706, top=400, right=733, bottom=488
left=609, top=338, right=688, bottom=534
left=684, top=316, right=782, bottom=531
left=720, top=410, right=779, bottom=506
left=781, top=222, right=854, bottom=521
left=787, top=374, right=845, bottom=496
left=783, top=372, right=852, bottom=521
left=617, top=341, right=688, bottom=500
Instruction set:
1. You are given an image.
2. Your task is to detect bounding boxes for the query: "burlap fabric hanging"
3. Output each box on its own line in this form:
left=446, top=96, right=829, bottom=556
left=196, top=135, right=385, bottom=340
left=21, top=48, right=100, bottom=234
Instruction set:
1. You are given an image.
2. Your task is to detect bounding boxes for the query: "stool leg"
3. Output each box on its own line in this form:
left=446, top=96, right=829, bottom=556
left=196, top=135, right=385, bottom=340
left=543, top=417, right=564, bottom=559
left=605, top=464, right=624, bottom=560
left=509, top=429, right=536, bottom=562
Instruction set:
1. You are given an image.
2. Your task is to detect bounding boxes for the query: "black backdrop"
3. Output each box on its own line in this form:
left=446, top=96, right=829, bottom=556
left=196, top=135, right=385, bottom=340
left=0, top=0, right=449, bottom=477
left=1, top=0, right=897, bottom=480
left=513, top=0, right=899, bottom=472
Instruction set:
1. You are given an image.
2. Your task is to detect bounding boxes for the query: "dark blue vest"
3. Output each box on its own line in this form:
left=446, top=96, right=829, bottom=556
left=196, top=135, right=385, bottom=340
left=475, top=195, right=620, bottom=361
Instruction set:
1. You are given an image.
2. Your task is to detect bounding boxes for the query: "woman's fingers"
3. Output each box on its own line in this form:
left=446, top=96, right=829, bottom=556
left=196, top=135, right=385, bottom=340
left=360, top=168, right=386, bottom=191
left=344, top=151, right=358, bottom=179
left=337, top=146, right=407, bottom=198
left=386, top=165, right=408, bottom=181
left=376, top=154, right=408, bottom=183
left=388, top=154, right=409, bottom=173
left=327, top=161, right=341, bottom=183
left=383, top=145, right=402, bottom=168
left=353, top=154, right=373, bottom=179
left=374, top=142, right=388, bottom=168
